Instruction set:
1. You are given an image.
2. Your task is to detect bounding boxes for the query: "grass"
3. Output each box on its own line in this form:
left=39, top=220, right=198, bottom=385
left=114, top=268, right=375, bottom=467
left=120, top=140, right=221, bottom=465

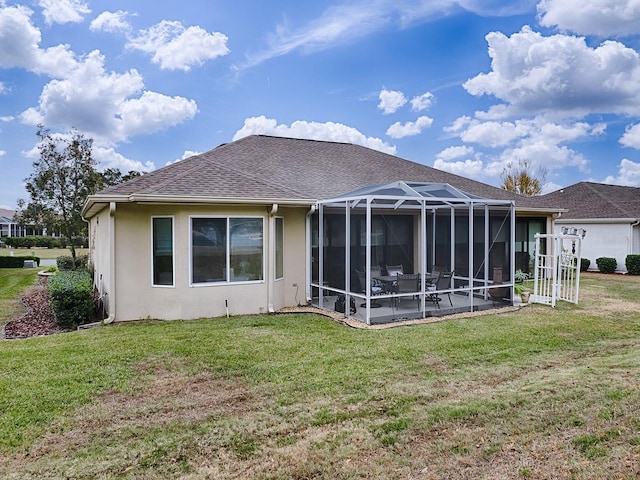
left=0, top=272, right=639, bottom=478
left=0, top=247, right=88, bottom=260
left=0, top=268, right=39, bottom=326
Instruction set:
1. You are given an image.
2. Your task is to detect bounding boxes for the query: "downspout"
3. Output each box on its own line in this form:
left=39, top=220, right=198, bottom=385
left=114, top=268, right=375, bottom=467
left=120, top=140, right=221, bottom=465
left=102, top=202, right=117, bottom=323
left=267, top=204, right=278, bottom=313
left=305, top=205, right=317, bottom=302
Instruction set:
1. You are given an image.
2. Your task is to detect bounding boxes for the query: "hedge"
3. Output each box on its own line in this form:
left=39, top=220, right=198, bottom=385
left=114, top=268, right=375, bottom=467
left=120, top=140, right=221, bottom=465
left=0, top=256, right=41, bottom=268
left=2, top=236, right=62, bottom=249
left=626, top=254, right=640, bottom=275
left=580, top=258, right=590, bottom=271
left=595, top=257, right=617, bottom=274
left=48, top=270, right=94, bottom=329
left=56, top=255, right=89, bottom=271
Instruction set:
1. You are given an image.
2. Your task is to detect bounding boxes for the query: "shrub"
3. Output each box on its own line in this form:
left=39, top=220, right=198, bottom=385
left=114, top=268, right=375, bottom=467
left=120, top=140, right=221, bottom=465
left=580, top=258, right=591, bottom=271
left=57, top=255, right=88, bottom=271
left=3, top=236, right=62, bottom=248
left=626, top=254, right=640, bottom=275
left=48, top=270, right=94, bottom=328
left=0, top=256, right=41, bottom=268
left=595, top=257, right=617, bottom=274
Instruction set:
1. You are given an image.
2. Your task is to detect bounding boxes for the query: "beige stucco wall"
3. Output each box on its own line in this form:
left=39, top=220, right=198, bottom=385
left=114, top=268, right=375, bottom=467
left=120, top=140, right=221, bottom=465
left=90, top=202, right=309, bottom=322
left=88, top=206, right=112, bottom=310
left=553, top=221, right=637, bottom=273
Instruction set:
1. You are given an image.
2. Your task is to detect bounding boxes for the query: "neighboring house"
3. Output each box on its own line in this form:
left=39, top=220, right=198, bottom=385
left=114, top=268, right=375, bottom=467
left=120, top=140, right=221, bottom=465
left=0, top=208, right=45, bottom=238
left=82, top=135, right=563, bottom=324
left=540, top=182, right=640, bottom=273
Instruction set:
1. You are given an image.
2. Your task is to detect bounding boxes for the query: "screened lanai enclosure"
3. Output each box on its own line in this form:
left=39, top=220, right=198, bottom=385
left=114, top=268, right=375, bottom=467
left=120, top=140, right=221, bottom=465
left=309, top=182, right=516, bottom=325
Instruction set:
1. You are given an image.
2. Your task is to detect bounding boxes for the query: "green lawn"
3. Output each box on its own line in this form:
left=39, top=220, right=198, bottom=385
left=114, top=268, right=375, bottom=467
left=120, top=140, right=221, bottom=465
left=0, top=273, right=639, bottom=479
left=0, top=268, right=39, bottom=326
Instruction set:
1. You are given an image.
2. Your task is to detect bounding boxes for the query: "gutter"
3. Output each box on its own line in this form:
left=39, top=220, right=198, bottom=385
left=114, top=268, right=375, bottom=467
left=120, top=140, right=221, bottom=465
left=267, top=204, right=278, bottom=314
left=305, top=205, right=317, bottom=302
left=102, top=202, right=116, bottom=324
left=555, top=217, right=640, bottom=224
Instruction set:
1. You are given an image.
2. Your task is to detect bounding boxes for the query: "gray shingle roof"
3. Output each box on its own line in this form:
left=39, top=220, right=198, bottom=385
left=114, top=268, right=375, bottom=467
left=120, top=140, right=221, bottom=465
left=539, top=181, right=640, bottom=219
left=96, top=135, right=543, bottom=206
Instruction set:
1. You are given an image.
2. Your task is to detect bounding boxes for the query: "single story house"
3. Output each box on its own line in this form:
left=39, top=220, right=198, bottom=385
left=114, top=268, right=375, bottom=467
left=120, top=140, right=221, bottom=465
left=539, top=182, right=640, bottom=273
left=81, top=135, right=563, bottom=324
left=0, top=208, right=45, bottom=238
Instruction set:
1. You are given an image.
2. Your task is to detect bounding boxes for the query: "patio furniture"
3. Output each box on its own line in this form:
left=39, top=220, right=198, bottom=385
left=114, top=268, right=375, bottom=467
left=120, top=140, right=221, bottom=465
left=430, top=271, right=454, bottom=308
left=356, top=269, right=384, bottom=308
left=385, top=264, right=404, bottom=277
left=394, top=273, right=421, bottom=308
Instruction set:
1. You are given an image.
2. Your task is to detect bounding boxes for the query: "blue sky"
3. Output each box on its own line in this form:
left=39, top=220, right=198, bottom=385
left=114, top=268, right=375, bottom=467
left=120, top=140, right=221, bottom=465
left=2, top=0, right=640, bottom=210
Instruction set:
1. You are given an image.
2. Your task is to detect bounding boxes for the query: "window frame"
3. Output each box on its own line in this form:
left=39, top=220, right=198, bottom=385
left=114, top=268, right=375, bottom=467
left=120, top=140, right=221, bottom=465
left=151, top=215, right=175, bottom=288
left=189, top=215, right=265, bottom=287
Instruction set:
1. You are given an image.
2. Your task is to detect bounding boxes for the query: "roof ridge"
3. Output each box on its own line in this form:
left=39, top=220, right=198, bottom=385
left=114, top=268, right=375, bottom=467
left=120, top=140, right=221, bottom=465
left=583, top=182, right=633, bottom=217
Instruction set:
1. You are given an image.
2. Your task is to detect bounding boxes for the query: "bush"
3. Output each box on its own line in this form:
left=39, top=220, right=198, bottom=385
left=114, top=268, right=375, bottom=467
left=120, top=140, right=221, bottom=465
left=48, top=270, right=94, bottom=328
left=0, top=256, right=41, bottom=268
left=595, top=257, right=617, bottom=274
left=626, top=254, right=640, bottom=275
left=580, top=258, right=591, bottom=271
left=3, top=236, right=62, bottom=248
left=57, top=255, right=89, bottom=271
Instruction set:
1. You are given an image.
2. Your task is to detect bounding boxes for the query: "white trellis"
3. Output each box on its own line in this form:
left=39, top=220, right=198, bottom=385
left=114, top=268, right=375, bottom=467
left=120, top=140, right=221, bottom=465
left=532, top=229, right=586, bottom=307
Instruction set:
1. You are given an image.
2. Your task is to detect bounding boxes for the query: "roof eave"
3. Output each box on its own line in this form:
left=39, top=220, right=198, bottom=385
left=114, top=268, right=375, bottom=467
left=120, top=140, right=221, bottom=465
left=82, top=193, right=317, bottom=219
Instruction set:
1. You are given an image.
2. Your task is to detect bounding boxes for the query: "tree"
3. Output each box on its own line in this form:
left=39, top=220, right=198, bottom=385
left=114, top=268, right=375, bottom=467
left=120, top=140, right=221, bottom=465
left=501, top=159, right=547, bottom=196
left=98, top=168, right=143, bottom=188
left=18, top=126, right=100, bottom=259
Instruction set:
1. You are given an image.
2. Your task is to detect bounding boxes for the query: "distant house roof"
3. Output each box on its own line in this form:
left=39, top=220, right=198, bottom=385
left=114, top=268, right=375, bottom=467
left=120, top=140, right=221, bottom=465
left=84, top=135, right=557, bottom=216
left=0, top=209, right=16, bottom=224
left=539, top=182, right=640, bottom=220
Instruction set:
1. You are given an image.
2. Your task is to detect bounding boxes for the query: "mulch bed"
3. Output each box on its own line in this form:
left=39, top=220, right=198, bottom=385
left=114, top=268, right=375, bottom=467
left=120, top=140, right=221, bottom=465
left=2, top=277, right=67, bottom=339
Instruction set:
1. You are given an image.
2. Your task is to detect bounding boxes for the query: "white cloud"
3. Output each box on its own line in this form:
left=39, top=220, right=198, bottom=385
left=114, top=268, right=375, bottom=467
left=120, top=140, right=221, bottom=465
left=166, top=150, right=202, bottom=166
left=433, top=158, right=485, bottom=178
left=602, top=158, right=640, bottom=186
left=435, top=145, right=475, bottom=161
left=19, top=49, right=197, bottom=143
left=0, top=116, right=14, bottom=122
left=620, top=123, right=640, bottom=149
left=378, top=89, right=406, bottom=115
left=117, top=91, right=198, bottom=138
left=541, top=182, right=562, bottom=194
left=233, top=115, right=396, bottom=155
left=0, top=5, right=77, bottom=78
left=90, top=10, right=132, bottom=33
left=411, top=91, right=434, bottom=111
left=243, top=1, right=534, bottom=68
left=128, top=20, right=229, bottom=71
left=0, top=150, right=5, bottom=157
left=538, top=0, right=640, bottom=37
left=93, top=145, right=155, bottom=173
left=39, top=0, right=90, bottom=25
left=464, top=26, right=640, bottom=119
left=445, top=115, right=603, bottom=174
left=386, top=116, right=433, bottom=139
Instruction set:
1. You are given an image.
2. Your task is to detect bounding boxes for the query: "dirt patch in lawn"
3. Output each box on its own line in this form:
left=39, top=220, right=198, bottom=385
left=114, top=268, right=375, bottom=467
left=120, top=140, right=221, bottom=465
left=2, top=358, right=263, bottom=478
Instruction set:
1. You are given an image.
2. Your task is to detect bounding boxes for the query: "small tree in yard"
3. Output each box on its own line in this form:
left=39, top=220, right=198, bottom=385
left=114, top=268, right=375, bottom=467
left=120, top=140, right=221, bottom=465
left=501, top=159, right=547, bottom=196
left=18, top=125, right=100, bottom=259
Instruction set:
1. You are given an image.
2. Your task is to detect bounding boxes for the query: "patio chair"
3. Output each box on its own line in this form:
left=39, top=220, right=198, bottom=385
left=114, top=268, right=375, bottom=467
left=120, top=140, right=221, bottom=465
left=356, top=269, right=384, bottom=308
left=385, top=264, right=404, bottom=277
left=394, top=273, right=420, bottom=309
left=430, top=271, right=454, bottom=309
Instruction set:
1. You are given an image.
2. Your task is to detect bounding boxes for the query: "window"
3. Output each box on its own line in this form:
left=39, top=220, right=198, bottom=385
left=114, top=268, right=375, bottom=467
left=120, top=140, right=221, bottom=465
left=152, top=217, right=174, bottom=286
left=275, top=217, right=284, bottom=280
left=191, top=216, right=264, bottom=284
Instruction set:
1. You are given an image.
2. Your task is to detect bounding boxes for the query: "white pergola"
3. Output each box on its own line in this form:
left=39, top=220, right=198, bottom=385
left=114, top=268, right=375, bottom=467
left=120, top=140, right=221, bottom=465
left=308, top=181, right=516, bottom=325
